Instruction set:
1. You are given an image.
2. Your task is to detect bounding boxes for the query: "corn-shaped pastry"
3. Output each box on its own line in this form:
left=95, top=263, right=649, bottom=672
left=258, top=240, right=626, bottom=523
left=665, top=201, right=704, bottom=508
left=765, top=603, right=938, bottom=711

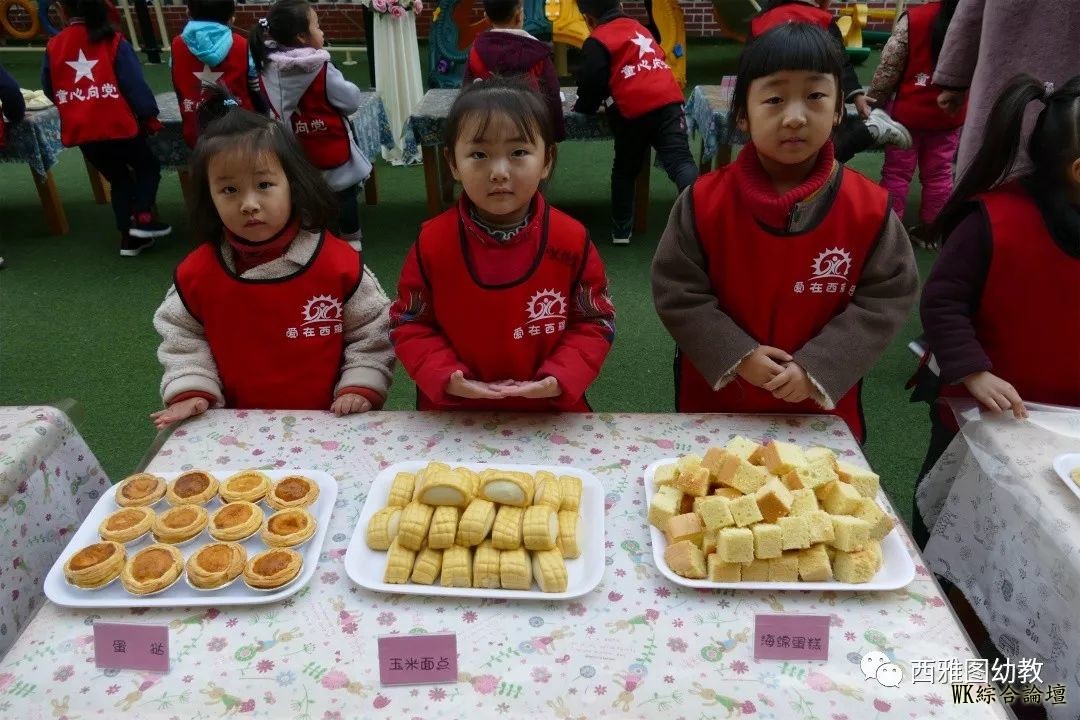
left=454, top=467, right=480, bottom=500
left=456, top=498, right=497, bottom=546
left=427, top=506, right=460, bottom=550
left=397, top=502, right=435, bottom=551
left=491, top=506, right=524, bottom=550
left=418, top=468, right=472, bottom=508
left=499, top=547, right=532, bottom=590
left=532, top=548, right=568, bottom=593
left=532, top=471, right=563, bottom=511
left=383, top=539, right=416, bottom=584
left=479, top=469, right=534, bottom=507
left=441, top=545, right=472, bottom=588
left=411, top=546, right=443, bottom=585
left=413, top=461, right=451, bottom=501
left=557, top=510, right=580, bottom=559
left=523, top=505, right=558, bottom=551
left=472, top=540, right=501, bottom=589
left=386, top=472, right=416, bottom=507
left=559, top=475, right=583, bottom=512
left=366, top=506, right=401, bottom=550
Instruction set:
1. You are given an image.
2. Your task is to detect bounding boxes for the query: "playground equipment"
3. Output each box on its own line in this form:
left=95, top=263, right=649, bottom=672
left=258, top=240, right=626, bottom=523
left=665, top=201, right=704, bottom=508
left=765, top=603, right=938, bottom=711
left=706, top=0, right=759, bottom=42
left=0, top=0, right=49, bottom=39
left=836, top=1, right=904, bottom=63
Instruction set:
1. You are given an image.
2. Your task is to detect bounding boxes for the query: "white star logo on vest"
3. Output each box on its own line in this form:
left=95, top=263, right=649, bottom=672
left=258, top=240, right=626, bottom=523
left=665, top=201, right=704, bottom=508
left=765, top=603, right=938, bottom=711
left=66, top=49, right=98, bottom=84
left=630, top=32, right=656, bottom=59
left=193, top=63, right=224, bottom=86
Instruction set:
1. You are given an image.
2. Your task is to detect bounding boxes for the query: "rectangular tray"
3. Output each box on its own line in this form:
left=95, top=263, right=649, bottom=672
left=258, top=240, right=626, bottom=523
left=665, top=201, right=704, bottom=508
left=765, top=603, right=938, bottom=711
left=642, top=459, right=915, bottom=591
left=345, top=461, right=605, bottom=600
left=1052, top=453, right=1080, bottom=503
left=44, top=469, right=337, bottom=608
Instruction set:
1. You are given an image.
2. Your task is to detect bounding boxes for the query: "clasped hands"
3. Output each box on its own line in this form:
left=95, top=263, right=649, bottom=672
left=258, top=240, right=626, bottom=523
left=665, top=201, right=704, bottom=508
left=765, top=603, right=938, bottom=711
left=445, top=370, right=561, bottom=400
left=737, top=346, right=814, bottom=403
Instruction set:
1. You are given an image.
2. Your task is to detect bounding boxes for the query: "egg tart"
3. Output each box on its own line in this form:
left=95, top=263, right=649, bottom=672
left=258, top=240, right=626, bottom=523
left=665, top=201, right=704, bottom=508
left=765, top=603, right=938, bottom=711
left=165, top=471, right=219, bottom=506
left=152, top=504, right=209, bottom=544
left=243, top=547, right=303, bottom=590
left=121, top=543, right=184, bottom=595
left=115, top=473, right=167, bottom=508
left=186, top=542, right=247, bottom=590
left=64, top=541, right=125, bottom=589
left=266, top=475, right=319, bottom=510
left=261, top=508, right=317, bottom=548
left=219, top=470, right=271, bottom=504
left=98, top=506, right=155, bottom=543
left=208, top=501, right=264, bottom=541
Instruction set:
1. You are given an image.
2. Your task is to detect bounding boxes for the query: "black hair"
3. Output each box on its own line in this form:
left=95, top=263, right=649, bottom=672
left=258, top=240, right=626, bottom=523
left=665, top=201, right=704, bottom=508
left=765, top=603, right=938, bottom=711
left=938, top=74, right=1080, bottom=256
left=189, top=86, right=336, bottom=242
left=60, top=0, right=114, bottom=43
left=575, top=0, right=619, bottom=20
left=929, top=0, right=959, bottom=65
left=250, top=0, right=314, bottom=74
left=729, top=22, right=846, bottom=129
left=483, top=0, right=521, bottom=24
left=445, top=75, right=557, bottom=167
left=188, top=0, right=236, bottom=25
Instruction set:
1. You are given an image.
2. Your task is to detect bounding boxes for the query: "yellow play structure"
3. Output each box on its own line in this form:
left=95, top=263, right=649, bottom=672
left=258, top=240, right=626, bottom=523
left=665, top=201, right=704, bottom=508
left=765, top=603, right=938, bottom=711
left=836, top=1, right=905, bottom=49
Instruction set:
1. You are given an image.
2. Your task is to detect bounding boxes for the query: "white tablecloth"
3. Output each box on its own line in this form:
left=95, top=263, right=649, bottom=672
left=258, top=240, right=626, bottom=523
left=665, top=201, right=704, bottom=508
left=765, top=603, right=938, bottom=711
left=373, top=12, right=423, bottom=165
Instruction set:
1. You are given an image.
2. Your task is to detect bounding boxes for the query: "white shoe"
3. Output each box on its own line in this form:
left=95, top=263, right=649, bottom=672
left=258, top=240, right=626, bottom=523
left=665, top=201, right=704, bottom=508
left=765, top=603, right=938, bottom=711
left=611, top=234, right=631, bottom=246
left=865, top=109, right=912, bottom=149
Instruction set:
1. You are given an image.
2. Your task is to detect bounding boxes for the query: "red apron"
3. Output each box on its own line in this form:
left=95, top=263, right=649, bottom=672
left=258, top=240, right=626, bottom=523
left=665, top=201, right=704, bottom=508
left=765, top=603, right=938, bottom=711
left=291, top=63, right=351, bottom=170
left=171, top=33, right=253, bottom=148
left=590, top=18, right=685, bottom=119
left=889, top=2, right=966, bottom=132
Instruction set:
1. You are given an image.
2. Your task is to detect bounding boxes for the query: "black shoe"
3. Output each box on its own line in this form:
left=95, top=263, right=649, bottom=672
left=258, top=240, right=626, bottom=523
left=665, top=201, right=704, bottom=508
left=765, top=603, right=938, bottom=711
left=120, top=232, right=155, bottom=257
left=129, top=212, right=172, bottom=239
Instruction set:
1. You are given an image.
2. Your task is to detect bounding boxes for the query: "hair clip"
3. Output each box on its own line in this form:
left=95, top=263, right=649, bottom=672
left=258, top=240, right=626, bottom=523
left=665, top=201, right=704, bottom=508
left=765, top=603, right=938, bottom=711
left=224, top=98, right=239, bottom=107
left=258, top=18, right=269, bottom=28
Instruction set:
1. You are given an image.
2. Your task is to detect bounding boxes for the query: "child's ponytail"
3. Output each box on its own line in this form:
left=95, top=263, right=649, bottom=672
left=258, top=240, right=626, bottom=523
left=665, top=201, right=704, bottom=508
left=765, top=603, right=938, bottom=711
left=249, top=0, right=313, bottom=74
left=60, top=0, right=115, bottom=42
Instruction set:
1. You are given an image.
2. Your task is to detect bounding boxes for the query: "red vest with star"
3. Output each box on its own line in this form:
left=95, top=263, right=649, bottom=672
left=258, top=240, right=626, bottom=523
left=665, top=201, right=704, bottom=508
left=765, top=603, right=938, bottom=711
left=750, top=2, right=833, bottom=38
left=938, top=183, right=1080, bottom=412
left=47, top=24, right=138, bottom=146
left=171, top=32, right=253, bottom=148
left=889, top=3, right=966, bottom=132
left=680, top=165, right=890, bottom=441
left=174, top=232, right=362, bottom=410
left=290, top=63, right=351, bottom=170
left=590, top=18, right=684, bottom=119
left=415, top=202, right=591, bottom=411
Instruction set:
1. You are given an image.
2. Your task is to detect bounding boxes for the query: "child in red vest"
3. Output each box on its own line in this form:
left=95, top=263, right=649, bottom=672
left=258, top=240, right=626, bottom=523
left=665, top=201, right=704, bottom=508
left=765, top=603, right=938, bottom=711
left=912, top=74, right=1080, bottom=546
left=652, top=23, right=918, bottom=443
left=869, top=0, right=963, bottom=246
left=171, top=0, right=266, bottom=149
left=390, top=77, right=615, bottom=411
left=42, top=0, right=170, bottom=256
left=463, top=0, right=565, bottom=142
left=150, top=89, right=394, bottom=428
left=573, top=0, right=697, bottom=244
left=251, top=0, right=372, bottom=249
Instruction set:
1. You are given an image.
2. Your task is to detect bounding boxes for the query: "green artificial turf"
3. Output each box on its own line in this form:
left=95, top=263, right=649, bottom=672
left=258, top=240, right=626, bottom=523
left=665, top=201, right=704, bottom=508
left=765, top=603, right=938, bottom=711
left=0, top=40, right=933, bottom=524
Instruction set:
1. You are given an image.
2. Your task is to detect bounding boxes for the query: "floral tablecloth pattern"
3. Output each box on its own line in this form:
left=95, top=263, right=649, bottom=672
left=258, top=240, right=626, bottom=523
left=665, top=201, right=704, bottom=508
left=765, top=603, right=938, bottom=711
left=685, top=82, right=741, bottom=164
left=0, top=406, right=110, bottom=659
left=0, top=410, right=1007, bottom=719
left=0, top=108, right=64, bottom=178
left=151, top=92, right=395, bottom=169
left=919, top=406, right=1080, bottom=720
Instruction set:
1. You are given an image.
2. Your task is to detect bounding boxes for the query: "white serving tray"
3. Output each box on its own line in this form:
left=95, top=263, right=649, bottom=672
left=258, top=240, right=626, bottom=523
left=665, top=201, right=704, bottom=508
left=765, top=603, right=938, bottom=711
left=642, top=459, right=915, bottom=591
left=345, top=461, right=605, bottom=600
left=1052, top=453, right=1080, bottom=503
left=44, top=469, right=337, bottom=607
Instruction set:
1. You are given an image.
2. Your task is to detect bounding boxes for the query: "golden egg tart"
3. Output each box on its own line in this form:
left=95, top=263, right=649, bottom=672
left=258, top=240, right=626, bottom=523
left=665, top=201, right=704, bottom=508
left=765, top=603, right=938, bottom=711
left=261, top=508, right=317, bottom=548
left=64, top=541, right=125, bottom=589
left=186, top=542, right=247, bottom=590
left=98, top=506, right=155, bottom=543
left=165, top=470, right=219, bottom=506
left=121, top=543, right=184, bottom=595
left=243, top=547, right=303, bottom=590
left=209, top=502, right=264, bottom=542
left=152, top=504, right=209, bottom=544
left=266, top=475, right=319, bottom=510
left=114, top=473, right=167, bottom=508
left=219, top=470, right=271, bottom=504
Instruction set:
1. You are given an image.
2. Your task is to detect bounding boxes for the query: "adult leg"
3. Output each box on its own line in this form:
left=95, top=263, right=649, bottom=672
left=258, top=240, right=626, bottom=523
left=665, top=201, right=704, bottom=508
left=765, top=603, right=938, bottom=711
left=917, top=128, right=961, bottom=227
left=649, top=103, right=698, bottom=192
left=609, top=111, right=650, bottom=242
left=880, top=139, right=920, bottom=221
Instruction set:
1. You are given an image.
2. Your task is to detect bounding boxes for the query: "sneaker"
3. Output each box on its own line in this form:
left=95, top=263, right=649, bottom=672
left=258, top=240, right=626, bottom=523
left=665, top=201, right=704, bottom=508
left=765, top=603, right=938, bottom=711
left=865, top=109, right=912, bottom=150
left=120, top=232, right=155, bottom=257
left=611, top=234, right=631, bottom=246
left=129, top=212, right=173, bottom=239
left=907, top=224, right=940, bottom=250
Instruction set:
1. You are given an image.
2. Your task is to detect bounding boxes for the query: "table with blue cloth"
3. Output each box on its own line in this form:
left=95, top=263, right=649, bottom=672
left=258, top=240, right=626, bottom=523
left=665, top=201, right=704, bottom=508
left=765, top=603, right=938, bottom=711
left=685, top=79, right=742, bottom=173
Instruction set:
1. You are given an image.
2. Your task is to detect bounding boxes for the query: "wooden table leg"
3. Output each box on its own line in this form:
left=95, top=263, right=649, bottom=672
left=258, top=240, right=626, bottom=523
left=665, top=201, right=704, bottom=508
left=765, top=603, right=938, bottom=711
left=437, top=149, right=455, bottom=204
left=31, top=168, right=69, bottom=236
left=364, top=166, right=379, bottom=205
left=698, top=138, right=713, bottom=175
left=715, top=142, right=733, bottom=168
left=633, top=149, right=651, bottom=234
left=421, top=145, right=442, bottom=216
left=177, top=169, right=195, bottom=216
left=84, top=155, right=111, bottom=205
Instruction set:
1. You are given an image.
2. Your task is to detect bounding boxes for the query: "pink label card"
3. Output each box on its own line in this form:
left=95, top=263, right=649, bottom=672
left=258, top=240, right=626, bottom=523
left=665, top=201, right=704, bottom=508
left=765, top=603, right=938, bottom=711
left=754, top=614, right=830, bottom=661
left=378, top=633, right=458, bottom=686
left=94, top=622, right=170, bottom=672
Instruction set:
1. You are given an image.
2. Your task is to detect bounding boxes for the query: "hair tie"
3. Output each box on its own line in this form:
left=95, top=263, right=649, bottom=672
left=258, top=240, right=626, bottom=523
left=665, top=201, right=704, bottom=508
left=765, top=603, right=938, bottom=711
left=258, top=17, right=269, bottom=28
left=224, top=98, right=239, bottom=107
left=1043, top=81, right=1055, bottom=100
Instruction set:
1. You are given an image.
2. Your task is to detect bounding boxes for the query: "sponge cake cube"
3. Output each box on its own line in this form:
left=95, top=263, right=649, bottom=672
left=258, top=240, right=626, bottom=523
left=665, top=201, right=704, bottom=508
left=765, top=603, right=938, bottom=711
left=829, top=515, right=870, bottom=552
left=819, top=481, right=863, bottom=515
left=790, top=488, right=819, bottom=516
left=700, top=447, right=728, bottom=480
left=647, top=485, right=683, bottom=529
left=714, top=487, right=743, bottom=500
left=761, top=441, right=807, bottom=476
left=653, top=463, right=677, bottom=487
left=768, top=551, right=800, bottom=582
left=706, top=553, right=742, bottom=582
left=675, top=466, right=711, bottom=497
left=741, top=558, right=771, bottom=582
left=798, top=544, right=833, bottom=582
left=717, top=454, right=769, bottom=495
left=837, top=461, right=881, bottom=499
left=832, top=545, right=881, bottom=584
left=807, top=510, right=836, bottom=544
left=778, top=515, right=812, bottom=550
left=665, top=512, right=704, bottom=546
left=697, top=496, right=735, bottom=531
left=664, top=540, right=707, bottom=579
left=724, top=436, right=764, bottom=462
left=754, top=479, right=794, bottom=523
left=853, top=498, right=895, bottom=541
left=728, top=494, right=764, bottom=527
left=751, top=523, right=783, bottom=559
left=717, top=527, right=754, bottom=564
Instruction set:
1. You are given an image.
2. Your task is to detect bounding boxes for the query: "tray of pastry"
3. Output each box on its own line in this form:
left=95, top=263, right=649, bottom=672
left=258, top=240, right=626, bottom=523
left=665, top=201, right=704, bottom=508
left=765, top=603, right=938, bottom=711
left=44, top=468, right=336, bottom=607
left=1052, top=453, right=1080, bottom=503
left=345, top=461, right=605, bottom=599
left=643, top=437, right=915, bottom=591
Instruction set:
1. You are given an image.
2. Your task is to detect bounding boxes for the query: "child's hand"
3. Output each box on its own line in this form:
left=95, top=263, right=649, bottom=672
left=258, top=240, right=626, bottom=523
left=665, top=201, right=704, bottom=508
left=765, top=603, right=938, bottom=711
left=446, top=370, right=507, bottom=400
left=331, top=393, right=372, bottom=416
left=854, top=94, right=873, bottom=119
left=149, top=397, right=209, bottom=430
left=937, top=89, right=966, bottom=115
left=497, top=376, right=562, bottom=399
left=961, top=371, right=1028, bottom=419
left=737, top=345, right=793, bottom=387
left=762, top=362, right=813, bottom=403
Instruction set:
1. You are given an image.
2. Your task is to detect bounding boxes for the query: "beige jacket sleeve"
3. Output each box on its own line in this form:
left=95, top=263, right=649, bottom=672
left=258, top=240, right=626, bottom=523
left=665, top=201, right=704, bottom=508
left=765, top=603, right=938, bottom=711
left=153, top=285, right=226, bottom=407
left=336, top=265, right=396, bottom=398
